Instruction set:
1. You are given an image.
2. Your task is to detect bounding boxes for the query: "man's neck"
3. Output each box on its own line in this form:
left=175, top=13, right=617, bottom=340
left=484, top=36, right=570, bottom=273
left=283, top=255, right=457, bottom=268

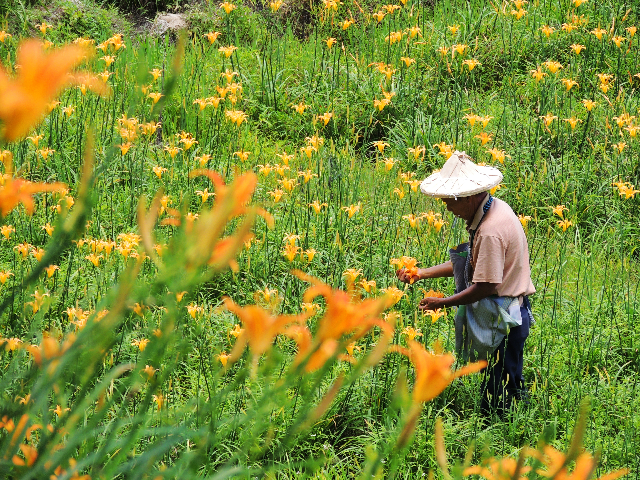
left=465, top=193, right=490, bottom=227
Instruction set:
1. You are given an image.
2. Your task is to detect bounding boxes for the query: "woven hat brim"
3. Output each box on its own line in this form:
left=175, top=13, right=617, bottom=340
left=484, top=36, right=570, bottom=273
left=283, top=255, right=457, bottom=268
left=420, top=166, right=503, bottom=199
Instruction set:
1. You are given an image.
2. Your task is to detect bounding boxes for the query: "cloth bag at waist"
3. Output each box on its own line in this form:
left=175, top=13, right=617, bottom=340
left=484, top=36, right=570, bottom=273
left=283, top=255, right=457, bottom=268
left=450, top=243, right=523, bottom=363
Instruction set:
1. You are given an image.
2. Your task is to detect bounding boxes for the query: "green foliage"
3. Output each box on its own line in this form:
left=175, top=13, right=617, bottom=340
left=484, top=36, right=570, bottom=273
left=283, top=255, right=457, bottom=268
left=57, top=1, right=120, bottom=39
left=186, top=3, right=265, bottom=43
left=1, top=0, right=126, bottom=40
left=0, top=0, right=639, bottom=478
left=0, top=0, right=39, bottom=17
left=105, top=0, right=189, bottom=15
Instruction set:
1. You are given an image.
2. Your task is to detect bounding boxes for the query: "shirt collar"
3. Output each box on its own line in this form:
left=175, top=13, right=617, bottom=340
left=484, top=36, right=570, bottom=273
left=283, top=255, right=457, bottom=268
left=467, top=193, right=490, bottom=231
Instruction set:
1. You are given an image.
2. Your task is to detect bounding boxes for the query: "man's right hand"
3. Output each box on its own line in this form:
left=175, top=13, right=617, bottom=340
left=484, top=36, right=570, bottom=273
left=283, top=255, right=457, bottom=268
left=396, top=268, right=425, bottom=284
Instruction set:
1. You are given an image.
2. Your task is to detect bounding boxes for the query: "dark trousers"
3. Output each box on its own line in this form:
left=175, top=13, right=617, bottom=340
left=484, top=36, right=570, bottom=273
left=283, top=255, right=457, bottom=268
left=480, top=297, right=531, bottom=417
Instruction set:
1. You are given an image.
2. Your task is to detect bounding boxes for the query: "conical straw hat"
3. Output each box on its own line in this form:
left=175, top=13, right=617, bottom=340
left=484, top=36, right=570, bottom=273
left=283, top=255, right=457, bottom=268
left=420, top=151, right=503, bottom=199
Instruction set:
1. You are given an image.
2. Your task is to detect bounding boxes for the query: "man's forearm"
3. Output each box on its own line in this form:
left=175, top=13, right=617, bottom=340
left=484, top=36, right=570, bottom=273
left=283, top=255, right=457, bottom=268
left=439, top=282, right=497, bottom=308
left=420, top=282, right=498, bottom=310
left=420, top=261, right=453, bottom=279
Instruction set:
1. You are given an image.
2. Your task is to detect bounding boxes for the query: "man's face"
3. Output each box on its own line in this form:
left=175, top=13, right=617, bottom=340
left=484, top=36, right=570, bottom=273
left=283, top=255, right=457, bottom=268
left=441, top=196, right=471, bottom=219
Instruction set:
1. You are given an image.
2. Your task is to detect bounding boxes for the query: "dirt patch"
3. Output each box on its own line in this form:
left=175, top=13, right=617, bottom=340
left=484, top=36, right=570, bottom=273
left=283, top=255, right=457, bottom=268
left=152, top=12, right=188, bottom=36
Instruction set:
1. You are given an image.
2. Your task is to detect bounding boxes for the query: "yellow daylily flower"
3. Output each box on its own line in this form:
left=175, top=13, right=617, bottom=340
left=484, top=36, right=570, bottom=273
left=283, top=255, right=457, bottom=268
left=540, top=25, right=554, bottom=37
left=543, top=60, right=562, bottom=74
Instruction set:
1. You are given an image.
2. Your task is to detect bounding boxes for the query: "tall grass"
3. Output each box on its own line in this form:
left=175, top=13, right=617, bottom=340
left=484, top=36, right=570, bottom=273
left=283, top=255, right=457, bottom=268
left=0, top=0, right=638, bottom=477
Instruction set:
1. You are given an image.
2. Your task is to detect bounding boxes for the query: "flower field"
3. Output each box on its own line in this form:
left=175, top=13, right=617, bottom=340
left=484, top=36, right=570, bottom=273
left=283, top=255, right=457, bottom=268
left=0, top=0, right=638, bottom=477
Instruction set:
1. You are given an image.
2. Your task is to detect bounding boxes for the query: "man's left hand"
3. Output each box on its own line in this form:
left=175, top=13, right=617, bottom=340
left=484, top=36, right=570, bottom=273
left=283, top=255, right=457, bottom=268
left=419, top=297, right=444, bottom=311
left=418, top=282, right=498, bottom=311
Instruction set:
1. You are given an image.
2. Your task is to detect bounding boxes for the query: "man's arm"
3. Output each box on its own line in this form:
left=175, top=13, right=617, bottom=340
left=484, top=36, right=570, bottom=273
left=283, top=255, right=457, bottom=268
left=419, top=282, right=497, bottom=310
left=397, top=261, right=453, bottom=283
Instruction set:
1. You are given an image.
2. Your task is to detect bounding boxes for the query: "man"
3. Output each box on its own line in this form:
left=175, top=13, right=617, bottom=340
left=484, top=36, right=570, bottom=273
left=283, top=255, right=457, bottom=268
left=397, top=151, right=535, bottom=417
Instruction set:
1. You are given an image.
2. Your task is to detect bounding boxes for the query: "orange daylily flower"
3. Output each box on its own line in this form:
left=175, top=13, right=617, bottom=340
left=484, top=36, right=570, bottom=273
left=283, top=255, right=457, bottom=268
left=398, top=341, right=486, bottom=403
left=0, top=39, right=107, bottom=141
left=462, top=58, right=481, bottom=71
left=540, top=25, right=554, bottom=37
left=518, top=214, right=532, bottom=228
left=0, top=171, right=66, bottom=216
left=342, top=268, right=363, bottom=286
left=401, top=326, right=422, bottom=341
left=390, top=256, right=419, bottom=281
left=224, top=297, right=308, bottom=361
left=486, top=147, right=509, bottom=164
left=26, top=334, right=74, bottom=367
left=394, top=188, right=406, bottom=200
left=527, top=444, right=629, bottom=480
left=543, top=60, right=563, bottom=74
left=295, top=270, right=393, bottom=343
left=342, top=203, right=360, bottom=218
left=463, top=456, right=531, bottom=480
left=402, top=213, right=421, bottom=228
left=204, top=31, right=222, bottom=44
left=12, top=443, right=38, bottom=467
left=530, top=67, right=546, bottom=82
left=284, top=271, right=394, bottom=372
left=156, top=170, right=273, bottom=271
left=557, top=219, right=573, bottom=232
left=475, top=132, right=493, bottom=145
left=551, top=204, right=568, bottom=218
left=423, top=308, right=446, bottom=323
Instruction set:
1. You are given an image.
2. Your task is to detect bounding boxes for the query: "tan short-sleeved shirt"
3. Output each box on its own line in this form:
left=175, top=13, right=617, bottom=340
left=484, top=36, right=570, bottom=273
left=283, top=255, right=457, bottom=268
left=467, top=195, right=536, bottom=297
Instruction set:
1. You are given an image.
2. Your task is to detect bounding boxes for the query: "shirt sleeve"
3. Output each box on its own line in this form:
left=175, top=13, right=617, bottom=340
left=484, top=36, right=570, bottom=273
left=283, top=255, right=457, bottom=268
left=472, top=235, right=505, bottom=284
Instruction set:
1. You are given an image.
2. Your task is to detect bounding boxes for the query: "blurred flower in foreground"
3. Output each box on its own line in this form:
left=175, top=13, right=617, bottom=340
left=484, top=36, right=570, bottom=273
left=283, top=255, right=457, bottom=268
left=0, top=166, right=66, bottom=216
left=463, top=456, right=531, bottom=480
left=396, top=341, right=486, bottom=404
left=26, top=334, right=74, bottom=367
left=12, top=444, right=38, bottom=467
left=287, top=270, right=394, bottom=372
left=0, top=39, right=107, bottom=142
left=224, top=297, right=308, bottom=365
left=526, top=444, right=629, bottom=480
